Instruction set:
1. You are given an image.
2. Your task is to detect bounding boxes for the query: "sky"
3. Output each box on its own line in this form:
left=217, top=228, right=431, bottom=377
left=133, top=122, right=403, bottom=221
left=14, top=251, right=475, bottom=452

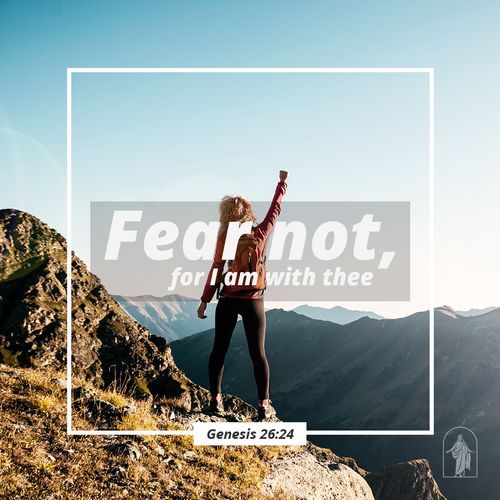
left=1, top=1, right=499, bottom=316
left=74, top=71, right=427, bottom=317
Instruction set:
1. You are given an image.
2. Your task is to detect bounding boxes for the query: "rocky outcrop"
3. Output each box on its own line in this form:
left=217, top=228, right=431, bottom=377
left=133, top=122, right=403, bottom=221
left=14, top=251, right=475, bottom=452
left=261, top=451, right=374, bottom=499
left=365, top=459, right=445, bottom=500
left=0, top=209, right=192, bottom=401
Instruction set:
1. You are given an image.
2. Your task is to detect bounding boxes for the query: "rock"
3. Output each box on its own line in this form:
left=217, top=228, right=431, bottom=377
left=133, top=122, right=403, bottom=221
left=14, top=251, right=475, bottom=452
left=182, top=450, right=196, bottom=461
left=0, top=209, right=188, bottom=402
left=163, top=456, right=182, bottom=470
left=73, top=386, right=97, bottom=400
left=365, top=459, right=445, bottom=499
left=106, top=442, right=142, bottom=461
left=107, top=465, right=127, bottom=477
left=55, top=377, right=67, bottom=388
left=154, top=445, right=165, bottom=457
left=0, top=367, right=20, bottom=378
left=9, top=423, right=26, bottom=432
left=73, top=386, right=126, bottom=426
left=261, top=451, right=374, bottom=499
left=122, top=404, right=137, bottom=415
left=72, top=387, right=139, bottom=426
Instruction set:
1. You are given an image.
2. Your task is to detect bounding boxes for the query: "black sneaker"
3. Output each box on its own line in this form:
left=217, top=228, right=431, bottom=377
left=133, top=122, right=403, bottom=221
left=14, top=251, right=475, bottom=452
left=209, top=397, right=224, bottom=414
left=258, top=400, right=276, bottom=420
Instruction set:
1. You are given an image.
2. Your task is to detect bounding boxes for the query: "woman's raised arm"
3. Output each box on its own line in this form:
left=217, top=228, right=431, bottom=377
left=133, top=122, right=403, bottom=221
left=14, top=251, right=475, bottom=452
left=257, top=170, right=288, bottom=240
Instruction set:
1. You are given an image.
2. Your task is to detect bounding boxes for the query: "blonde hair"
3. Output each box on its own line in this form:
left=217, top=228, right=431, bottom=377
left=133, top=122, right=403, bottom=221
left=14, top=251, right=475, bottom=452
left=218, top=195, right=256, bottom=240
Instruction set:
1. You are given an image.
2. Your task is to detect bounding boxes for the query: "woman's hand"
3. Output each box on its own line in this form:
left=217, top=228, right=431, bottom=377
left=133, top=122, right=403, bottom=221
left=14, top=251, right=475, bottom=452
left=197, top=302, right=208, bottom=319
left=279, top=170, right=288, bottom=182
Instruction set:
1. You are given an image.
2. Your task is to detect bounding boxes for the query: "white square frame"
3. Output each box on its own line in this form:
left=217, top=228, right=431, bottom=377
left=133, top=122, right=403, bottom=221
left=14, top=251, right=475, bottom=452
left=66, top=67, right=435, bottom=437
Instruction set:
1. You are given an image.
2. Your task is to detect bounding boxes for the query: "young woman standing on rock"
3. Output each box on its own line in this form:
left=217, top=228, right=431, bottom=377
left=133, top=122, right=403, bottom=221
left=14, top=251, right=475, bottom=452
left=197, top=170, right=288, bottom=420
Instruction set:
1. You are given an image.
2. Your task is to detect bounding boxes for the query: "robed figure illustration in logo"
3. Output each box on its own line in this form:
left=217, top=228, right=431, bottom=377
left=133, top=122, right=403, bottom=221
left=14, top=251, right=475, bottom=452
left=445, top=434, right=475, bottom=477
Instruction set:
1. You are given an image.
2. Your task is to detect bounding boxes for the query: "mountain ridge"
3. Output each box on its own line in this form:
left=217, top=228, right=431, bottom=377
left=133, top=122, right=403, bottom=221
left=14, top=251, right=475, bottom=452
left=113, top=293, right=216, bottom=342
left=292, top=303, right=384, bottom=324
left=171, top=306, right=431, bottom=430
left=172, top=295, right=500, bottom=499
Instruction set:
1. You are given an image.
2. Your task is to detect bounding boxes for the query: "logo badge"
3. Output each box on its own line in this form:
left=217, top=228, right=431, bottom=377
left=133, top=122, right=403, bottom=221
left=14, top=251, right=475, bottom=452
left=443, top=426, right=478, bottom=478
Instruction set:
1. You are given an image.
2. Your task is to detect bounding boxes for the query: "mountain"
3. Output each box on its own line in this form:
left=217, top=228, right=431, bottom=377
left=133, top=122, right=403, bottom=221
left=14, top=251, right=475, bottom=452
left=0, top=209, right=444, bottom=499
left=0, top=363, right=378, bottom=499
left=292, top=304, right=384, bottom=324
left=171, top=308, right=430, bottom=430
left=171, top=303, right=500, bottom=500
left=0, top=209, right=191, bottom=399
left=318, top=306, right=500, bottom=500
left=114, top=299, right=384, bottom=343
left=113, top=294, right=215, bottom=342
left=456, top=306, right=497, bottom=317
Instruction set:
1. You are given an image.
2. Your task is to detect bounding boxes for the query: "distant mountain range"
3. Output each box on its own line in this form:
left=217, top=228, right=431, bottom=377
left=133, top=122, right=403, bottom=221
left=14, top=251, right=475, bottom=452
left=320, top=305, right=500, bottom=500
left=113, top=294, right=216, bottom=342
left=113, top=298, right=496, bottom=344
left=171, top=308, right=430, bottom=430
left=170, top=304, right=500, bottom=500
left=292, top=304, right=496, bottom=323
left=456, top=306, right=497, bottom=317
left=292, top=304, right=384, bottom=324
left=112, top=297, right=384, bottom=341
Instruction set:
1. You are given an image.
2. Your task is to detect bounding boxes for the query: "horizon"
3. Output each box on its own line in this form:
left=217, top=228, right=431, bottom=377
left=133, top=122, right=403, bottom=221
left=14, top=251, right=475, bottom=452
left=112, top=289, right=498, bottom=320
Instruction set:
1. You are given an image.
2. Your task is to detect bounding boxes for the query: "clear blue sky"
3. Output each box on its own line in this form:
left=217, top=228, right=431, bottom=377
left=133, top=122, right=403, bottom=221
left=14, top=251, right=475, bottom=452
left=1, top=1, right=499, bottom=315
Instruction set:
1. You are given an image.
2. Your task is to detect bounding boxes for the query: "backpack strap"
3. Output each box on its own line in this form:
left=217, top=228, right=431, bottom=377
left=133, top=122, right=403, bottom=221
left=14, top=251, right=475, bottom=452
left=216, top=278, right=225, bottom=299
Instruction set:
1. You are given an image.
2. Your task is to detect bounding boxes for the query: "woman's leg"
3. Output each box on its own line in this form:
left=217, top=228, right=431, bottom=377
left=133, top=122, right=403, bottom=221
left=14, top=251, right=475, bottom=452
left=240, top=299, right=269, bottom=401
left=208, top=298, right=239, bottom=397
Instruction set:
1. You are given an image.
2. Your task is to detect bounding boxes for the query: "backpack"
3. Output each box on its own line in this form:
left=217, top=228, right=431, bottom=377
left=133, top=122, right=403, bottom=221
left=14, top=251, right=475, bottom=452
left=217, top=227, right=267, bottom=297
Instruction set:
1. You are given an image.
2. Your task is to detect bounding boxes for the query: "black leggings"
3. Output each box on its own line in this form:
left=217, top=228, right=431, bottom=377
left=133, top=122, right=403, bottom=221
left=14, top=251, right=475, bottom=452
left=208, top=297, right=269, bottom=400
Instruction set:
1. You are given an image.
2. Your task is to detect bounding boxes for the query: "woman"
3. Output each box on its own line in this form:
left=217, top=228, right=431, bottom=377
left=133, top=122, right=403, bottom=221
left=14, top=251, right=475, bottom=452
left=197, top=170, right=288, bottom=420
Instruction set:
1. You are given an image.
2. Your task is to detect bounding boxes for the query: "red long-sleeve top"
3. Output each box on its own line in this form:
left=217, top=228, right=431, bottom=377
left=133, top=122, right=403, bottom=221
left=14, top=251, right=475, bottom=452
left=200, top=181, right=287, bottom=303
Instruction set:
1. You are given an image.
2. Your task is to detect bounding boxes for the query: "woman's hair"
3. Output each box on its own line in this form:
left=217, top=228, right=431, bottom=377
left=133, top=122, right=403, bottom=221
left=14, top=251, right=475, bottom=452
left=218, top=195, right=256, bottom=240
